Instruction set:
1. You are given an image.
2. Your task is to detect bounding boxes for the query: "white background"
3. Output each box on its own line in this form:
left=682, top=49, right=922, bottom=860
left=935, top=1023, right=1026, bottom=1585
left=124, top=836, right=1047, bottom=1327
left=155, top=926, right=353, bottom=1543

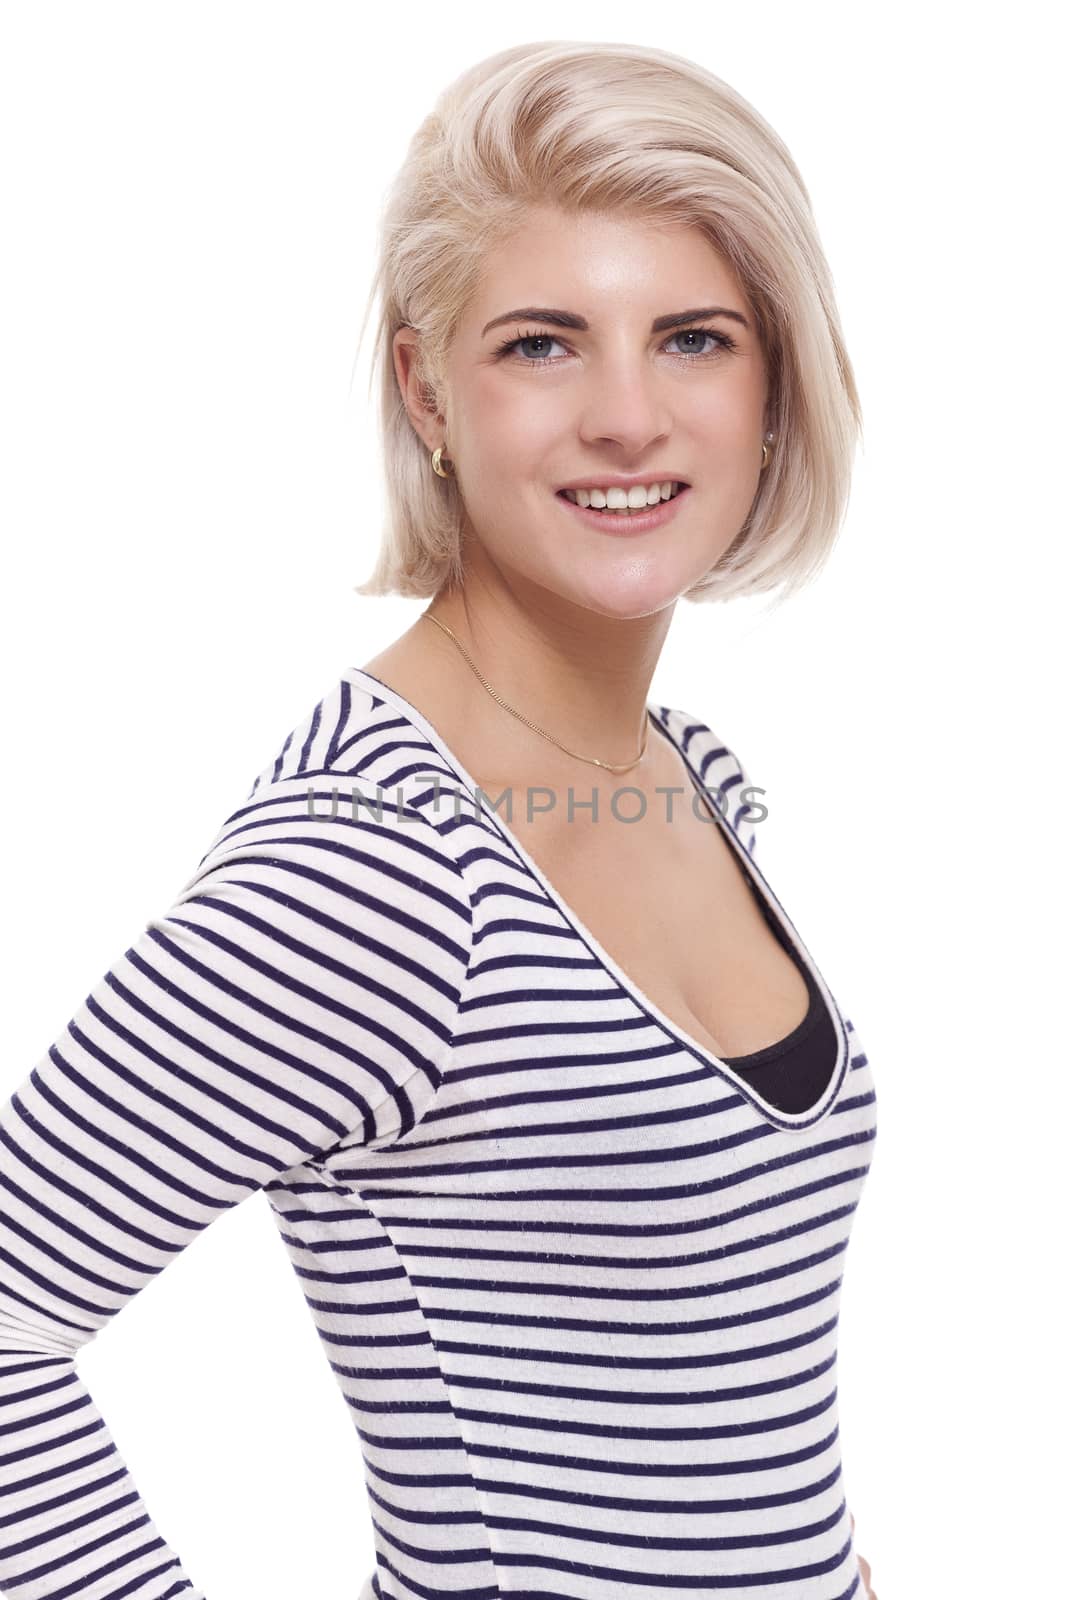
left=1, top=4, right=1063, bottom=1598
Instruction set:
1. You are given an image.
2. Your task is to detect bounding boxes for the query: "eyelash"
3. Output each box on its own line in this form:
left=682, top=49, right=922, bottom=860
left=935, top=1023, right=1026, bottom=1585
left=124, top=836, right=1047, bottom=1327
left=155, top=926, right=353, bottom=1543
left=490, top=323, right=739, bottom=366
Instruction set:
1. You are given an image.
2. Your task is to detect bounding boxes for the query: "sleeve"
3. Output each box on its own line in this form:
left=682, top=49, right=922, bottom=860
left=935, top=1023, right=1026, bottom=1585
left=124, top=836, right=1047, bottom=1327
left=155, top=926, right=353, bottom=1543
left=0, top=775, right=471, bottom=1600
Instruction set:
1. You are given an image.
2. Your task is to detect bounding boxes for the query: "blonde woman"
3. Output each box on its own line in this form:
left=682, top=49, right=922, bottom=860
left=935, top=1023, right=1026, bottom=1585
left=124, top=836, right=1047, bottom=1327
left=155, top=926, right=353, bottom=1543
left=0, top=40, right=877, bottom=1600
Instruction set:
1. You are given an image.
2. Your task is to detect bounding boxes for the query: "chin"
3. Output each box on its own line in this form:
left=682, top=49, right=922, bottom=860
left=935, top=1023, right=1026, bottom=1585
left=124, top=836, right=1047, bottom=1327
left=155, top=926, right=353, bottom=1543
left=565, top=566, right=697, bottom=621
left=496, top=533, right=711, bottom=619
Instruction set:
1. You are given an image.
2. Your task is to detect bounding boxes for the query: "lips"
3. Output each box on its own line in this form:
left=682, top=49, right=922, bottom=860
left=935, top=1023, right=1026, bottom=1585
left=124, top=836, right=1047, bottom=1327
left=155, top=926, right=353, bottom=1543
left=555, top=482, right=692, bottom=535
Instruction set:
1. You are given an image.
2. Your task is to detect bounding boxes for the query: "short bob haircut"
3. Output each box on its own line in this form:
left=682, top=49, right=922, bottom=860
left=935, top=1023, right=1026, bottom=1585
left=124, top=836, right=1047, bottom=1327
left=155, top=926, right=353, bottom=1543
left=354, top=39, right=861, bottom=606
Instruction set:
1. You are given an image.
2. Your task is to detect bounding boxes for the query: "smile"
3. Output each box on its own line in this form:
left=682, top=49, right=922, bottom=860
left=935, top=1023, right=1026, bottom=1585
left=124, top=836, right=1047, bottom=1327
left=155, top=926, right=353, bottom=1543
left=555, top=483, right=692, bottom=536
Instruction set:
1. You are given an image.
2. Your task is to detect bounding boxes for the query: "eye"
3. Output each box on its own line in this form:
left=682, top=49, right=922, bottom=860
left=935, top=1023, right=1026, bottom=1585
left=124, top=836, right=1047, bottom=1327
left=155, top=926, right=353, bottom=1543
left=665, top=326, right=736, bottom=358
left=491, top=324, right=738, bottom=365
left=492, top=330, right=568, bottom=363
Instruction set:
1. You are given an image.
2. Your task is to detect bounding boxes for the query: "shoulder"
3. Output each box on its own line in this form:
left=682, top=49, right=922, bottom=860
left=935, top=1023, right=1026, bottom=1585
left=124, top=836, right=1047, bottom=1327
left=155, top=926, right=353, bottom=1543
left=240, top=671, right=468, bottom=835
left=244, top=671, right=443, bottom=795
left=655, top=703, right=766, bottom=858
left=185, top=671, right=474, bottom=927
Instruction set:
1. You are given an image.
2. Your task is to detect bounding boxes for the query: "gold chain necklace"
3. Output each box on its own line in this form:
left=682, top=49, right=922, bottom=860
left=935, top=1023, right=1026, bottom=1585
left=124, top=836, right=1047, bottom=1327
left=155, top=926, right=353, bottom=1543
left=421, top=611, right=650, bottom=775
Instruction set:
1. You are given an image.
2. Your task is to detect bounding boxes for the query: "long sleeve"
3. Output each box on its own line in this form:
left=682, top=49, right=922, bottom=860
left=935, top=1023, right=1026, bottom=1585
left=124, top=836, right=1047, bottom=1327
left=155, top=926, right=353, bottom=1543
left=0, top=774, right=471, bottom=1600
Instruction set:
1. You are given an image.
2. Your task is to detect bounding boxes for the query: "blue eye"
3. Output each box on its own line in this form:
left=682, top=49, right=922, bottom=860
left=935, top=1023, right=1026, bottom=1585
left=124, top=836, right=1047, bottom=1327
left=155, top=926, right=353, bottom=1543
left=504, top=332, right=565, bottom=362
left=491, top=325, right=738, bottom=365
left=667, top=327, right=727, bottom=357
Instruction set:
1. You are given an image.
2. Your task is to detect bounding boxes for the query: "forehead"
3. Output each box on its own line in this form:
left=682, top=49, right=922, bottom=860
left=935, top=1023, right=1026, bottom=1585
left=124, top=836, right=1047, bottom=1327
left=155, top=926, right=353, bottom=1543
left=467, top=203, right=749, bottom=318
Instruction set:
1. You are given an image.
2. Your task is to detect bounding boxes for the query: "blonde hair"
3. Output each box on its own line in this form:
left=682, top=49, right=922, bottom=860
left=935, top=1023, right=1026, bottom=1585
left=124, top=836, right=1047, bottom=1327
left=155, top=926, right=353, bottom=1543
left=354, top=39, right=862, bottom=605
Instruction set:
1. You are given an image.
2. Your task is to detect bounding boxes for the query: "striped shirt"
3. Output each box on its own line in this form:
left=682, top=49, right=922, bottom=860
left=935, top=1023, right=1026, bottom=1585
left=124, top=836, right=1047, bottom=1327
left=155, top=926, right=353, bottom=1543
left=0, top=664, right=877, bottom=1600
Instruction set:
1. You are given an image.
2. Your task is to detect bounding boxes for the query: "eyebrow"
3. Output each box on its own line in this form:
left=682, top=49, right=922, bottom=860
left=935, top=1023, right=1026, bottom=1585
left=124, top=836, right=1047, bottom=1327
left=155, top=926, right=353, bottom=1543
left=481, top=305, right=752, bottom=338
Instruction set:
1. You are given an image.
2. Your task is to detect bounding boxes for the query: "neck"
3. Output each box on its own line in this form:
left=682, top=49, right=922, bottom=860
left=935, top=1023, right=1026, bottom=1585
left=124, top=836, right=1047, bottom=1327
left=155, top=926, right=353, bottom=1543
left=419, top=577, right=671, bottom=772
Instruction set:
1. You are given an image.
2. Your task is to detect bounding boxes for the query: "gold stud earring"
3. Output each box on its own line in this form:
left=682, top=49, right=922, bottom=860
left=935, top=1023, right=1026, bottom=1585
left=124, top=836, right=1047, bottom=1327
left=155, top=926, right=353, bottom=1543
left=761, top=432, right=776, bottom=471
left=431, top=445, right=455, bottom=479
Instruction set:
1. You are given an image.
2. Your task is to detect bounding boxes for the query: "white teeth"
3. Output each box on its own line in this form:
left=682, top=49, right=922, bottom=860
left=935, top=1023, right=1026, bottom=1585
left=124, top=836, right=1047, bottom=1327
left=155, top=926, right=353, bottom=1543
left=566, top=480, right=682, bottom=511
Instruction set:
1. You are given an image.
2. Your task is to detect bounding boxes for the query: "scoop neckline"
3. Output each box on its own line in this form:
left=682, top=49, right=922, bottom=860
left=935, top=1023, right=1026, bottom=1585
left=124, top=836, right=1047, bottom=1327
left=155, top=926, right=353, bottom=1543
left=720, top=946, right=820, bottom=1068
left=343, top=664, right=850, bottom=1134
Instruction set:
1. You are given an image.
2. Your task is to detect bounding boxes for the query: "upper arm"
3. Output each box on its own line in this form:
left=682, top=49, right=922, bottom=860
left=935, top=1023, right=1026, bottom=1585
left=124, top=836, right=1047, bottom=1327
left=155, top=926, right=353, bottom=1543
left=0, top=776, right=472, bottom=1358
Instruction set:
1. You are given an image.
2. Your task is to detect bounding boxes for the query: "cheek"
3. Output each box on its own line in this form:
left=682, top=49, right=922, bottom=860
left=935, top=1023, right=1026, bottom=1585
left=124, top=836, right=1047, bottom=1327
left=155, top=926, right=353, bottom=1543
left=686, top=382, right=763, bottom=448
left=458, top=385, right=566, bottom=496
left=465, top=370, right=564, bottom=434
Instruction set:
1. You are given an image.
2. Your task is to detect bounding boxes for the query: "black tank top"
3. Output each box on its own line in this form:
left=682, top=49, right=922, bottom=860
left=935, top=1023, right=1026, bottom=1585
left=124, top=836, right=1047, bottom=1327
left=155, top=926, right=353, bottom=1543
left=717, top=860, right=838, bottom=1115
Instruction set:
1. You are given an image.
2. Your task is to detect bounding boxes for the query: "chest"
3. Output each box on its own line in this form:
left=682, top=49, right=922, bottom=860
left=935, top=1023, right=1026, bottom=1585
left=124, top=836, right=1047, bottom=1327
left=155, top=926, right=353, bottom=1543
left=491, top=780, right=811, bottom=1062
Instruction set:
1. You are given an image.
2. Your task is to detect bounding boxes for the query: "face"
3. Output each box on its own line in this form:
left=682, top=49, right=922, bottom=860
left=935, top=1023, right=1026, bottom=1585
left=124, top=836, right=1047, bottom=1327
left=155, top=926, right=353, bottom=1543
left=396, top=203, right=770, bottom=620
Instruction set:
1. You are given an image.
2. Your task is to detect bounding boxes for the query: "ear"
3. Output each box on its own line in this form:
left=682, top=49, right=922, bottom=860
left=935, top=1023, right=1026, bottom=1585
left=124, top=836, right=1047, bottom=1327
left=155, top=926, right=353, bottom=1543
left=393, top=325, right=446, bottom=451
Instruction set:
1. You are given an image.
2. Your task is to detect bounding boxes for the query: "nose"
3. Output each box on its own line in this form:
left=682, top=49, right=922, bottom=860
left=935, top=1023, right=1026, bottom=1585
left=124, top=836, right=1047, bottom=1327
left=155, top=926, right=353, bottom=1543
left=574, top=347, right=673, bottom=459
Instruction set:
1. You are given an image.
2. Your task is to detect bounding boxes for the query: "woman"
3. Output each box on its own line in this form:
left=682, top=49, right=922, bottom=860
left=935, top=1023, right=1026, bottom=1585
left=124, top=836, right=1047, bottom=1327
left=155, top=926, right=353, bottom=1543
left=0, top=39, right=877, bottom=1600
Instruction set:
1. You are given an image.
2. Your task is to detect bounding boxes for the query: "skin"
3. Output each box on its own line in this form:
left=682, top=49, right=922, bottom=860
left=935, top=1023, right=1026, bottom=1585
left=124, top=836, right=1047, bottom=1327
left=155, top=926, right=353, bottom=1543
left=372, top=201, right=771, bottom=795
left=852, top=1512, right=878, bottom=1599
left=371, top=203, right=877, bottom=1596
